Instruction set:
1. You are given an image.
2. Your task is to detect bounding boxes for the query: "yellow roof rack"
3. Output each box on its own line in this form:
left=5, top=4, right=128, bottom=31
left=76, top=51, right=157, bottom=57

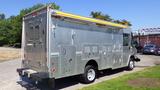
left=52, top=10, right=128, bottom=29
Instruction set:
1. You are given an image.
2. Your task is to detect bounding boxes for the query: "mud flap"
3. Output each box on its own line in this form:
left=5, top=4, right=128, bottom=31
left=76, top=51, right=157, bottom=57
left=134, top=56, right=140, bottom=62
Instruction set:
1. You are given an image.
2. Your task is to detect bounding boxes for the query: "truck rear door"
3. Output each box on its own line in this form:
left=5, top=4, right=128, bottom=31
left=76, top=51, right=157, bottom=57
left=24, top=11, right=47, bottom=72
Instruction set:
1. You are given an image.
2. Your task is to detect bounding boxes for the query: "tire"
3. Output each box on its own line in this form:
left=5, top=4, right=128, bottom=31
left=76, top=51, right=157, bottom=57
left=127, top=59, right=135, bottom=70
left=80, top=65, right=97, bottom=84
left=154, top=51, right=158, bottom=56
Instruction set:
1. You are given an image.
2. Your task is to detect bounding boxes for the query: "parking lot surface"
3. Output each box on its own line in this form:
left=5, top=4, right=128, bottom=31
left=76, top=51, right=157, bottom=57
left=0, top=54, right=159, bottom=90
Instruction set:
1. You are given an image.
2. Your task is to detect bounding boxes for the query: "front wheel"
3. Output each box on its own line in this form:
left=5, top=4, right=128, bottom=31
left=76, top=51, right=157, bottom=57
left=127, top=59, right=135, bottom=70
left=80, top=65, right=97, bottom=84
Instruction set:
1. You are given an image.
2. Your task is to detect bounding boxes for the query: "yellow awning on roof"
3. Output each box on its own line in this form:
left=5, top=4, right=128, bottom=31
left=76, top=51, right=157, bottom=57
left=52, top=10, right=128, bottom=29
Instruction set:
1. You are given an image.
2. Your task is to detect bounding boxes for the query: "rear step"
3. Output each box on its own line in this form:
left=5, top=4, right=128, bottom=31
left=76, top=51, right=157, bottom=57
left=17, top=68, right=49, bottom=82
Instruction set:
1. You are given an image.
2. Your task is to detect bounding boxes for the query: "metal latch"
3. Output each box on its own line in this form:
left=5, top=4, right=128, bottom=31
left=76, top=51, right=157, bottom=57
left=27, top=43, right=33, bottom=46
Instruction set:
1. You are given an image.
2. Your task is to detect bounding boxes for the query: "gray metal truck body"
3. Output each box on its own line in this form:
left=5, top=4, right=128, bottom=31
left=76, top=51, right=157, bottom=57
left=17, top=6, right=138, bottom=83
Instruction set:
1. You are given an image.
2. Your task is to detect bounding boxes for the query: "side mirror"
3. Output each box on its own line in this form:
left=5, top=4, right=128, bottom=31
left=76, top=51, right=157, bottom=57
left=131, top=40, right=138, bottom=48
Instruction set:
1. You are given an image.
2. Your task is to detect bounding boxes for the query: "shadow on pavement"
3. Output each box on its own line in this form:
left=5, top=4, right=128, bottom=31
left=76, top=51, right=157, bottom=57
left=17, top=75, right=80, bottom=90
left=17, top=67, right=126, bottom=90
left=98, top=67, right=126, bottom=78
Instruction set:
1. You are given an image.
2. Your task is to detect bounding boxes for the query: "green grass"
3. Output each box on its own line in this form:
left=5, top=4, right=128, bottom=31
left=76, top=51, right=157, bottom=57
left=81, top=65, right=160, bottom=90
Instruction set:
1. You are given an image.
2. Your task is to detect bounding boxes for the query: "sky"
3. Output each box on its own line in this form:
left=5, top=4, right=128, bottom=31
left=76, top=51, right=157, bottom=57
left=0, top=0, right=160, bottom=31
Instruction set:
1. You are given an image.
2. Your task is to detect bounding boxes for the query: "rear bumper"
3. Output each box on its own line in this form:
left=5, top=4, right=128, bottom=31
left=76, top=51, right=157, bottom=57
left=17, top=68, right=49, bottom=82
left=143, top=50, right=155, bottom=54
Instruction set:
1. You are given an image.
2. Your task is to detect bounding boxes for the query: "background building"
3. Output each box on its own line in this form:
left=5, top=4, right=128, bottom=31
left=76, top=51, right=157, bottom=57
left=134, top=27, right=160, bottom=47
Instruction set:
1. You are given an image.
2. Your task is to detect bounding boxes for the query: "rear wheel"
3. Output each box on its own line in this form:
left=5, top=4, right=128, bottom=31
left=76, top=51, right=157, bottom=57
left=80, top=65, right=97, bottom=84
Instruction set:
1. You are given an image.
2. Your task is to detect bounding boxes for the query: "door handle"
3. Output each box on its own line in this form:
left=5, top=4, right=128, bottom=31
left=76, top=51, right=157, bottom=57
left=27, top=43, right=33, bottom=46
left=69, top=59, right=72, bottom=63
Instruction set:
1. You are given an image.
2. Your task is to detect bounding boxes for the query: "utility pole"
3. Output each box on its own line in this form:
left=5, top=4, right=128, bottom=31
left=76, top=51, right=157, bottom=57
left=138, top=29, right=141, bottom=46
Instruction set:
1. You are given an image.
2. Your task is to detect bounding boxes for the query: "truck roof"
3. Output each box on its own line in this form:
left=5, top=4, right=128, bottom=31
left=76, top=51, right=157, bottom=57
left=24, top=5, right=128, bottom=29
left=52, top=10, right=128, bottom=29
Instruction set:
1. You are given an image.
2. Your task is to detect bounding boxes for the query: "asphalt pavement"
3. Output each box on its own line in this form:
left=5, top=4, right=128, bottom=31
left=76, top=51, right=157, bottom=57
left=0, top=54, right=159, bottom=90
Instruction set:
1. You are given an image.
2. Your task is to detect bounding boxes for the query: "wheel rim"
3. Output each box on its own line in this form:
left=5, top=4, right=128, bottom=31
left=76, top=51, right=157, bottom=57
left=87, top=69, right=95, bottom=81
left=129, top=61, right=134, bottom=69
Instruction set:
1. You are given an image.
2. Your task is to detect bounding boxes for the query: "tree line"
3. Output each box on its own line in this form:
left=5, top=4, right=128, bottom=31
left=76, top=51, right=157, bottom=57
left=0, top=3, right=131, bottom=47
left=90, top=11, right=132, bottom=26
left=0, top=3, right=59, bottom=47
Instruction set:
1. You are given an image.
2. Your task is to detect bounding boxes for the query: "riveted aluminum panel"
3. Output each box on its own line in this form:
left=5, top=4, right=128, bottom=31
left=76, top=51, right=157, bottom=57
left=48, top=15, right=131, bottom=79
left=22, top=7, right=132, bottom=79
left=23, top=9, right=48, bottom=72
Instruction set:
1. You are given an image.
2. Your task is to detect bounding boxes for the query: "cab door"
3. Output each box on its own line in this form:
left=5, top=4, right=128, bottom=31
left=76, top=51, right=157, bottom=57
left=123, top=33, right=131, bottom=66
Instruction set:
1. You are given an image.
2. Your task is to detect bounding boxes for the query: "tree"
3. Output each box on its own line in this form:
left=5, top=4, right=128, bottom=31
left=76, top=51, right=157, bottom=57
left=20, top=4, right=44, bottom=16
left=0, top=13, right=5, bottom=20
left=90, top=11, right=132, bottom=26
left=20, top=3, right=60, bottom=16
left=16, top=3, right=60, bottom=45
left=113, top=20, right=121, bottom=24
left=120, top=19, right=132, bottom=26
left=90, top=11, right=112, bottom=21
left=0, top=19, right=12, bottom=45
left=49, top=3, right=60, bottom=9
left=114, top=19, right=132, bottom=26
left=0, top=3, right=60, bottom=46
left=15, top=3, right=60, bottom=45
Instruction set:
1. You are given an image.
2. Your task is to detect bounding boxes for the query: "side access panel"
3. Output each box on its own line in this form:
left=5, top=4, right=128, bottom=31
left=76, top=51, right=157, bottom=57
left=101, top=45, right=113, bottom=69
left=60, top=45, right=76, bottom=77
